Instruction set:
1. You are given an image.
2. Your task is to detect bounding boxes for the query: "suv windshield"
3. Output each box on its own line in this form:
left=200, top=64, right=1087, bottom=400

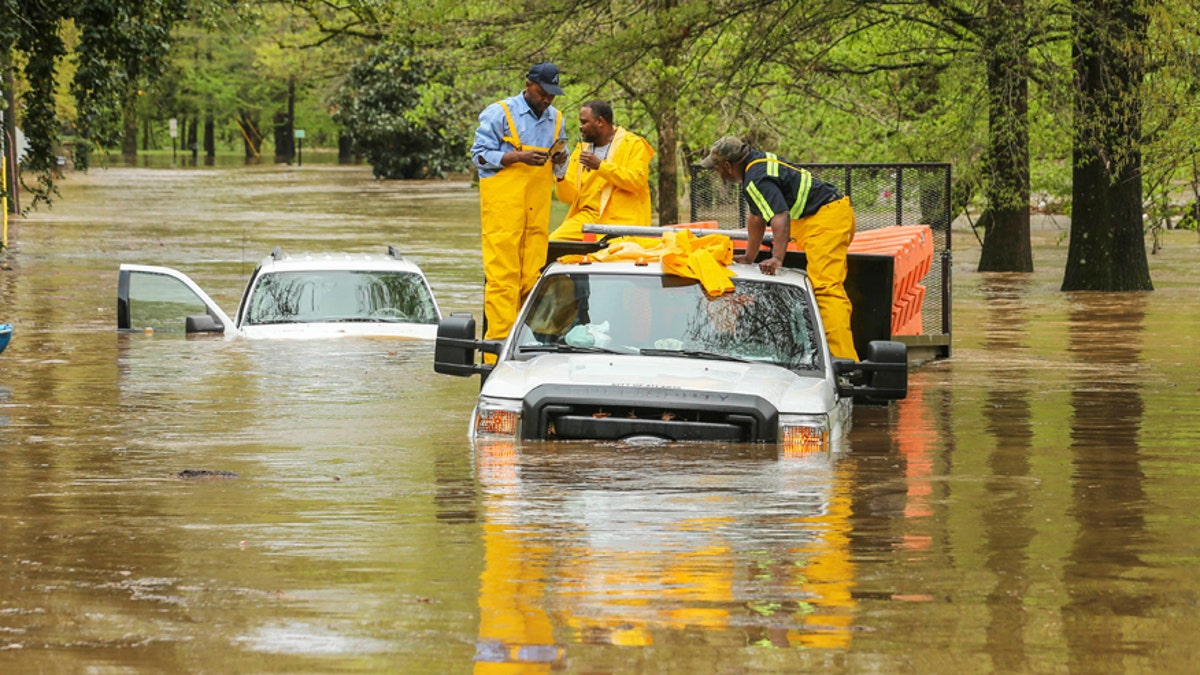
left=245, top=270, right=438, bottom=325
left=513, top=272, right=822, bottom=370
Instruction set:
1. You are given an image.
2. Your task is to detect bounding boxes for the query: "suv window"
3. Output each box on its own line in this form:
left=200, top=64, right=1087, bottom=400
left=514, top=272, right=822, bottom=370
left=245, top=271, right=438, bottom=325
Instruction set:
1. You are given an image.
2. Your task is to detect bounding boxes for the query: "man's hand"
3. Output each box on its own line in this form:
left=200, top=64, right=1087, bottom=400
left=551, top=149, right=569, bottom=166
left=516, top=150, right=548, bottom=166
left=733, top=253, right=756, bottom=265
left=758, top=256, right=784, bottom=275
left=579, top=150, right=602, bottom=171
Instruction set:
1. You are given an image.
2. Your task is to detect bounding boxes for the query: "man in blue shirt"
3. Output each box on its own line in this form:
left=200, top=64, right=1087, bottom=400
left=470, top=63, right=569, bottom=343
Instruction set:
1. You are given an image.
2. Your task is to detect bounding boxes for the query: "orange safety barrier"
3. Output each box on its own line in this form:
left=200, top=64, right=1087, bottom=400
left=848, top=225, right=933, bottom=305
left=846, top=226, right=933, bottom=336
left=895, top=307, right=924, bottom=336
left=892, top=284, right=926, bottom=335
left=755, top=224, right=934, bottom=337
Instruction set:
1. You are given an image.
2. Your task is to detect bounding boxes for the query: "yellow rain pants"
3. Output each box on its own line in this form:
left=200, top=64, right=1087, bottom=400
left=479, top=100, right=560, bottom=344
left=480, top=161, right=555, bottom=342
left=792, top=196, right=858, bottom=361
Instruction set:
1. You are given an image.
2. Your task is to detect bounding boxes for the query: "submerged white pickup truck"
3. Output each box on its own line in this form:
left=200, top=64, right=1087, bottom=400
left=435, top=233, right=906, bottom=451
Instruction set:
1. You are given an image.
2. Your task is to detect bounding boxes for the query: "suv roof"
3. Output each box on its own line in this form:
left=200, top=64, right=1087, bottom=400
left=256, top=246, right=428, bottom=275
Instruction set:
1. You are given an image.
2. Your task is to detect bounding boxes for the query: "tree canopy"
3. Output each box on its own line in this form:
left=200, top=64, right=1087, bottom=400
left=1, top=0, right=188, bottom=208
left=6, top=0, right=1199, bottom=290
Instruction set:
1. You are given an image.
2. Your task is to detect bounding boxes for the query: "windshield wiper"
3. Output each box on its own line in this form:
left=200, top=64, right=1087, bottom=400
left=639, top=348, right=750, bottom=363
left=518, top=343, right=626, bottom=355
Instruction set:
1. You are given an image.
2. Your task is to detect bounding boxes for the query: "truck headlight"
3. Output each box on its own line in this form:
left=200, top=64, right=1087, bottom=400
left=474, top=397, right=522, bottom=439
left=779, top=414, right=830, bottom=455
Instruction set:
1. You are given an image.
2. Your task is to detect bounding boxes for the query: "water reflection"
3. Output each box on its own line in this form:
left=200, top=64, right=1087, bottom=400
left=472, top=442, right=859, bottom=669
left=6, top=165, right=1200, bottom=670
left=979, top=274, right=1037, bottom=672
left=1063, top=293, right=1148, bottom=672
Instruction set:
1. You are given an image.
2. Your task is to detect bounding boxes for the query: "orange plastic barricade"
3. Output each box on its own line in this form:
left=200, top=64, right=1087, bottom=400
left=849, top=225, right=933, bottom=305
left=732, top=223, right=933, bottom=338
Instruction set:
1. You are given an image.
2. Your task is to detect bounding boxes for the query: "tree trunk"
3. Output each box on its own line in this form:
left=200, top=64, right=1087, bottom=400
left=1062, top=0, right=1152, bottom=291
left=203, top=113, right=215, bottom=165
left=656, top=101, right=679, bottom=226
left=978, top=0, right=1032, bottom=272
left=186, top=117, right=198, bottom=165
left=654, top=5, right=681, bottom=227
left=239, top=112, right=262, bottom=162
left=121, top=86, right=138, bottom=165
left=274, top=78, right=296, bottom=164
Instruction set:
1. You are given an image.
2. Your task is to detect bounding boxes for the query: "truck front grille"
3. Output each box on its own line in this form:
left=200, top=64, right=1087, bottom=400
left=522, top=384, right=779, bottom=442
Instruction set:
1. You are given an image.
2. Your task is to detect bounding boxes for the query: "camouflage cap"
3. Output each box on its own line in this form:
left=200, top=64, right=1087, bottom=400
left=699, top=136, right=749, bottom=168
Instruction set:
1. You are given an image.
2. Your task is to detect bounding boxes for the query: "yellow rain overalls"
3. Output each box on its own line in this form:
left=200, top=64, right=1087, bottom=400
left=744, top=154, right=858, bottom=361
left=549, top=127, right=655, bottom=241
left=479, top=101, right=563, bottom=342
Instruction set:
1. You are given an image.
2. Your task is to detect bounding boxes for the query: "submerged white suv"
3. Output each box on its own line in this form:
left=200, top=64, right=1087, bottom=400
left=434, top=256, right=906, bottom=451
left=117, top=246, right=441, bottom=339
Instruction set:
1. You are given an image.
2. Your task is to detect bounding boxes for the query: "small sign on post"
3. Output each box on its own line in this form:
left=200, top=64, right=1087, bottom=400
left=169, top=118, right=178, bottom=164
left=294, top=129, right=305, bottom=167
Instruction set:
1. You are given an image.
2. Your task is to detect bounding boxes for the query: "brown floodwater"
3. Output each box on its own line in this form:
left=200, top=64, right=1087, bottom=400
left=2, top=164, right=1200, bottom=673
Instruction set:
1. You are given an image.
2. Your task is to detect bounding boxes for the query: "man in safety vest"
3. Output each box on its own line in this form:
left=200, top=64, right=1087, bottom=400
left=701, top=136, right=859, bottom=361
left=470, top=62, right=569, bottom=342
left=550, top=100, right=654, bottom=241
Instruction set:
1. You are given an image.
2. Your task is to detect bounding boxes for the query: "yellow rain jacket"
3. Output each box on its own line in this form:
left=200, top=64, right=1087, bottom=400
left=560, top=230, right=736, bottom=297
left=550, top=127, right=654, bottom=241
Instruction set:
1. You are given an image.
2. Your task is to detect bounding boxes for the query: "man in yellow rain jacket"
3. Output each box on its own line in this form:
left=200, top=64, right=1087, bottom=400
left=549, top=100, right=654, bottom=241
left=701, top=136, right=859, bottom=360
left=470, top=63, right=569, bottom=341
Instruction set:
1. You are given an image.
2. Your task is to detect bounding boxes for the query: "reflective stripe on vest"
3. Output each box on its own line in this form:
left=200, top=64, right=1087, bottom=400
left=497, top=100, right=563, bottom=152
left=747, top=153, right=813, bottom=220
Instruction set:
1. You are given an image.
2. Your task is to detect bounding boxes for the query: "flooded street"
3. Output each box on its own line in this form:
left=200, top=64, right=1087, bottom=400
left=3, top=164, right=1200, bottom=672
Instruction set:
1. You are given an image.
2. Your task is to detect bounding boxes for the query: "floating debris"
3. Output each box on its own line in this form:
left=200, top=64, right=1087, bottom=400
left=175, top=469, right=239, bottom=480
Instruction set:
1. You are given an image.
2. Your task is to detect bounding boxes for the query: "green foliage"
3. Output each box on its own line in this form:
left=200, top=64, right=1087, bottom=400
left=330, top=44, right=469, bottom=179
left=2, top=0, right=187, bottom=207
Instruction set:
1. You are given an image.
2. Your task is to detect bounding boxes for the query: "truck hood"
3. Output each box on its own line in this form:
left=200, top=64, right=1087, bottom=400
left=481, top=353, right=837, bottom=415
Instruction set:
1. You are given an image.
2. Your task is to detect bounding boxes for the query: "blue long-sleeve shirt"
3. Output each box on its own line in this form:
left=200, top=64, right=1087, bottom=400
left=470, top=93, right=565, bottom=180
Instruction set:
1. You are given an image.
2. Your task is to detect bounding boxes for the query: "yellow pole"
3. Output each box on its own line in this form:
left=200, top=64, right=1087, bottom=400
left=2, top=153, right=8, bottom=248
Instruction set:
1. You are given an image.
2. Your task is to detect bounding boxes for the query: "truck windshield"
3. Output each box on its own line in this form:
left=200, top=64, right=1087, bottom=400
left=513, top=272, right=822, bottom=370
left=244, top=271, right=438, bottom=325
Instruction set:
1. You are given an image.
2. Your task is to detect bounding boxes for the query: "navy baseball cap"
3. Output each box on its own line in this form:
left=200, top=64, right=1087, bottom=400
left=527, top=62, right=564, bottom=96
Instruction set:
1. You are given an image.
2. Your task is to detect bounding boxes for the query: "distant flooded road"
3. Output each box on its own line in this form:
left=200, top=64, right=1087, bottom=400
left=2, top=164, right=1199, bottom=672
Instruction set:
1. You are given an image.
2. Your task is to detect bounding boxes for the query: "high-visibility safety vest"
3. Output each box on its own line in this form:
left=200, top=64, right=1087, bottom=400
left=745, top=153, right=814, bottom=221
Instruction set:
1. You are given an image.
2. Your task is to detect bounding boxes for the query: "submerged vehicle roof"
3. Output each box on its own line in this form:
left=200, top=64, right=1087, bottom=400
left=255, top=246, right=428, bottom=275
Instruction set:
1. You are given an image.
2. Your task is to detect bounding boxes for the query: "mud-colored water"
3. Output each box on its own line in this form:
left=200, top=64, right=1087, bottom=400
left=2, top=165, right=1199, bottom=673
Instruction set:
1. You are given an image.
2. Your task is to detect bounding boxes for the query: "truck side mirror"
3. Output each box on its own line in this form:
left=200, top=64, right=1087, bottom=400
left=434, top=313, right=501, bottom=377
left=185, top=314, right=223, bottom=334
left=834, top=340, right=907, bottom=403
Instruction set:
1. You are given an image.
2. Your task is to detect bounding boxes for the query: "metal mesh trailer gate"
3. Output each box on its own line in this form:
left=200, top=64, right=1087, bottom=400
left=688, top=163, right=952, bottom=361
